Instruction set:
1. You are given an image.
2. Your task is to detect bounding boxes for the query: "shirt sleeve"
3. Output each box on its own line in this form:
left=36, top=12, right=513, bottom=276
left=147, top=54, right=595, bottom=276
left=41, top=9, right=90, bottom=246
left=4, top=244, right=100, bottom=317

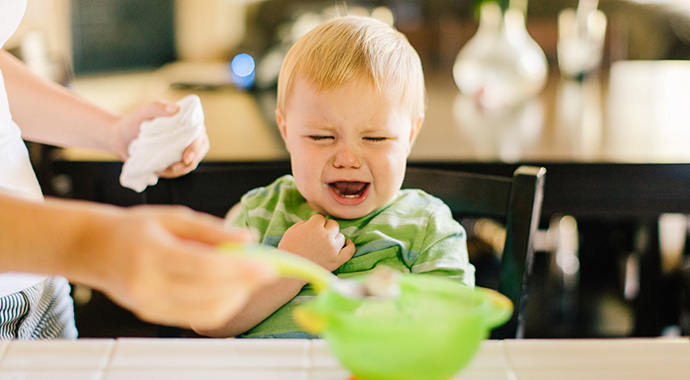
left=410, top=201, right=476, bottom=288
left=226, top=175, right=293, bottom=244
left=228, top=202, right=247, bottom=227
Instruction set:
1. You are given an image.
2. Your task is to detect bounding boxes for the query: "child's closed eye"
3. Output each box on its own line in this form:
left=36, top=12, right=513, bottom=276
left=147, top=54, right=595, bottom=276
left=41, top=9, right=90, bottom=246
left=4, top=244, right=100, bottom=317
left=308, top=135, right=334, bottom=141
left=364, top=137, right=388, bottom=142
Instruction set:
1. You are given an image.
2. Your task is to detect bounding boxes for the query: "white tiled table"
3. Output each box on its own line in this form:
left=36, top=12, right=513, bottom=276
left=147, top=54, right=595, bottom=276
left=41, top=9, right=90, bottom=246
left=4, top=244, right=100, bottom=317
left=0, top=338, right=688, bottom=380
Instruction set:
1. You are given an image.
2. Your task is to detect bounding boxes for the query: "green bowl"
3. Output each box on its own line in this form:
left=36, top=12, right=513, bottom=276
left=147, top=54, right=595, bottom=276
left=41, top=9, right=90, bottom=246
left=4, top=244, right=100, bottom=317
left=293, top=274, right=512, bottom=380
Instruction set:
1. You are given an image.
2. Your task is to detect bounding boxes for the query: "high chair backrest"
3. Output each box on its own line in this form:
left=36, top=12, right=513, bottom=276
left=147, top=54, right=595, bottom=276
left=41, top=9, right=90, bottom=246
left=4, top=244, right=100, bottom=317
left=401, top=166, right=546, bottom=339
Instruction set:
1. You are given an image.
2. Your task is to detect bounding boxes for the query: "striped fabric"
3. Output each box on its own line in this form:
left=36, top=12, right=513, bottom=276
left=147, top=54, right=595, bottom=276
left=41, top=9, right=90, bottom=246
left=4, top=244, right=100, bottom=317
left=0, top=276, right=77, bottom=340
left=231, top=175, right=475, bottom=338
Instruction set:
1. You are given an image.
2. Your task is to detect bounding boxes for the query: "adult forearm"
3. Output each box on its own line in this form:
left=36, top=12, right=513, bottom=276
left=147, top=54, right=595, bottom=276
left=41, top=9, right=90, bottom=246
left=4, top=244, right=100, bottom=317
left=0, top=50, right=120, bottom=153
left=0, top=194, right=109, bottom=280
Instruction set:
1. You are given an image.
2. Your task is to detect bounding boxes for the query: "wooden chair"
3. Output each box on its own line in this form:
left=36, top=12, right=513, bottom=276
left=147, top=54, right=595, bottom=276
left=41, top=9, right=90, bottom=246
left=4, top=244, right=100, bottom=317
left=151, top=162, right=546, bottom=339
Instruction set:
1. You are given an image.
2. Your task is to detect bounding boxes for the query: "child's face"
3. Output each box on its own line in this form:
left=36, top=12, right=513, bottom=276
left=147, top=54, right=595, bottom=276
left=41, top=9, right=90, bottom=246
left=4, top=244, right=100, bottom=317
left=277, top=78, right=422, bottom=219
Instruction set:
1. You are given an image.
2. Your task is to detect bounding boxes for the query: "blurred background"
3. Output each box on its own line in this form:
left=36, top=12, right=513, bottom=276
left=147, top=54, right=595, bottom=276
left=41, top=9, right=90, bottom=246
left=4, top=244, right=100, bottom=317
left=7, top=0, right=690, bottom=81
left=6, top=0, right=690, bottom=339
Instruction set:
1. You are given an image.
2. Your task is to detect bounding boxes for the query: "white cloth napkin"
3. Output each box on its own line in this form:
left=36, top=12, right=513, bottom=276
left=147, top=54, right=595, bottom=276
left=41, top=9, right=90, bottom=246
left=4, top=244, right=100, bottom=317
left=120, top=94, right=205, bottom=192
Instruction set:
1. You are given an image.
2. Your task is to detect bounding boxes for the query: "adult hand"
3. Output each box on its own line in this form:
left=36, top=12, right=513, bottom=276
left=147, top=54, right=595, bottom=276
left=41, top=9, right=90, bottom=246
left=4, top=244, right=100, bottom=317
left=69, top=203, right=275, bottom=330
left=278, top=214, right=356, bottom=272
left=113, top=100, right=210, bottom=178
left=155, top=133, right=209, bottom=178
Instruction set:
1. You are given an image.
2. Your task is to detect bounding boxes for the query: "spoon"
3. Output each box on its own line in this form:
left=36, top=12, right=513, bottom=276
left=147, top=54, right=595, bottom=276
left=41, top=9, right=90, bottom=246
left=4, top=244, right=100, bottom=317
left=218, top=243, right=400, bottom=298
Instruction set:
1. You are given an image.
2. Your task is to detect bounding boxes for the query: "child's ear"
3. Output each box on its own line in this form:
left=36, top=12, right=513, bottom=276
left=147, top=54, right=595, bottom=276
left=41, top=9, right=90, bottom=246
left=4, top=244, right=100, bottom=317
left=275, top=108, right=290, bottom=151
left=406, top=116, right=424, bottom=156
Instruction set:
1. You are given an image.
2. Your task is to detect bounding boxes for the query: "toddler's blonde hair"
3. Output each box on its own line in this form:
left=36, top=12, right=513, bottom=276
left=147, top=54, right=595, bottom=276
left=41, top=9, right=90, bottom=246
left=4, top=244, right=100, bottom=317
left=276, top=15, right=425, bottom=122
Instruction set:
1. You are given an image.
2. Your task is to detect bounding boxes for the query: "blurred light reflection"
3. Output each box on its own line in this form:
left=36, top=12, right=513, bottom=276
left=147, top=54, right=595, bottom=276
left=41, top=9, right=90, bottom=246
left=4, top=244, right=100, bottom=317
left=231, top=53, right=255, bottom=89
left=453, top=93, right=544, bottom=163
left=554, top=77, right=603, bottom=159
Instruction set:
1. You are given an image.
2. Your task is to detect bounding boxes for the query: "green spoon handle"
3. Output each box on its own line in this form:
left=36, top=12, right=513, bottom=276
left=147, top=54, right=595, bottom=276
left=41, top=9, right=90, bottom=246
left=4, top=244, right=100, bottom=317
left=219, top=243, right=335, bottom=292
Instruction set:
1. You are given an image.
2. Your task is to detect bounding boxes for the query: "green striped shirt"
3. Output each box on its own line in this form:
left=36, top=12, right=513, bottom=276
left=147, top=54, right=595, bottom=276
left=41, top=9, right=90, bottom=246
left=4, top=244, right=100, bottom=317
left=231, top=175, right=475, bottom=338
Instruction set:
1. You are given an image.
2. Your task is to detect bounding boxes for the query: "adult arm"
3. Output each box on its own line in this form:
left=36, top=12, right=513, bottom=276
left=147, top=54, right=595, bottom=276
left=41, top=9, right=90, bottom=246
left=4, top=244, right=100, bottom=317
left=0, top=193, right=277, bottom=330
left=0, top=50, right=208, bottom=178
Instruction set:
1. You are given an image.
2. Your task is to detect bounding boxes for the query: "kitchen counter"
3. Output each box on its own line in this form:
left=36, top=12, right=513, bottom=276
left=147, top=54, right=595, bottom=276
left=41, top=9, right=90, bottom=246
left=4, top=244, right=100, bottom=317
left=1, top=337, right=689, bottom=379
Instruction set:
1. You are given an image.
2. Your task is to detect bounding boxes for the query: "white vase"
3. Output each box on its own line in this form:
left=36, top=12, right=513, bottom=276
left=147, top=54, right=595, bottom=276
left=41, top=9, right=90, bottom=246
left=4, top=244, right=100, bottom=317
left=453, top=2, right=548, bottom=109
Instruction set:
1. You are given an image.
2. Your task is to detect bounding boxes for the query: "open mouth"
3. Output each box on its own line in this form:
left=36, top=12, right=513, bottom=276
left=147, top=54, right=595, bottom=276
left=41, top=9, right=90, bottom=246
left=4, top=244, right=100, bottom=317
left=328, top=181, right=370, bottom=202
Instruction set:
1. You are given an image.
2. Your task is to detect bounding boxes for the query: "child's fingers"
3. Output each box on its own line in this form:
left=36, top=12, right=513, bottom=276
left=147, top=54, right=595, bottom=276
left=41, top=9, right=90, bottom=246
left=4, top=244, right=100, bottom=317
left=323, top=218, right=340, bottom=235
left=333, top=232, right=346, bottom=250
left=339, top=239, right=356, bottom=260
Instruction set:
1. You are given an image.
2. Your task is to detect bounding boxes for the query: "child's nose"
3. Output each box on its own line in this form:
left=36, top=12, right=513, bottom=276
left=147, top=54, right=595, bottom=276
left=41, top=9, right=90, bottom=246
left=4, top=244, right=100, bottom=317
left=333, top=145, right=361, bottom=169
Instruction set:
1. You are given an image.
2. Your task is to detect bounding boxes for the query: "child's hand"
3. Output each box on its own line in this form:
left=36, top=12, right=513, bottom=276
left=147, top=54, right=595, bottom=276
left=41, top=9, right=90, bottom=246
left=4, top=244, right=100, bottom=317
left=278, top=214, right=355, bottom=272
